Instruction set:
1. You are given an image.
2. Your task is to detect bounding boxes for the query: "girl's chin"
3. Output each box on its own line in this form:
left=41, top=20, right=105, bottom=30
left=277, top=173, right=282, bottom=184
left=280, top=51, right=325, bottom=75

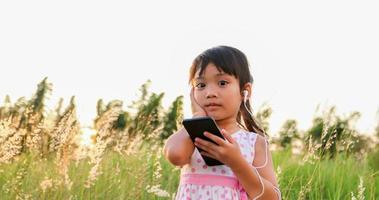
left=206, top=114, right=218, bottom=119
left=207, top=114, right=223, bottom=121
left=207, top=113, right=237, bottom=122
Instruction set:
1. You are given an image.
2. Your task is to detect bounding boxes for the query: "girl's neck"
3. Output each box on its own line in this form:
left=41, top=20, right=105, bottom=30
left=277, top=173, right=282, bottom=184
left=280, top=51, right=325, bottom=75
left=215, top=117, right=240, bottom=135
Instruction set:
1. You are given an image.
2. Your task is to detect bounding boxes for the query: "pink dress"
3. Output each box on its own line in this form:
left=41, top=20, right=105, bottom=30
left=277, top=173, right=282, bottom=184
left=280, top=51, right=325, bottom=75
left=175, top=129, right=258, bottom=200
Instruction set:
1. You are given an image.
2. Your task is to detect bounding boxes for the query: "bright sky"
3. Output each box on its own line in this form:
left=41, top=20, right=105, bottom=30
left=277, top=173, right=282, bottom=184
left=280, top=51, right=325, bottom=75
left=0, top=0, right=378, bottom=135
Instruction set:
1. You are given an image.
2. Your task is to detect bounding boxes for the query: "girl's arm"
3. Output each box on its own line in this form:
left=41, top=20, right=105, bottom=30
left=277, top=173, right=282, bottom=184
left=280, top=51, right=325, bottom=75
left=164, top=87, right=207, bottom=167
left=231, top=135, right=281, bottom=200
left=163, top=128, right=195, bottom=167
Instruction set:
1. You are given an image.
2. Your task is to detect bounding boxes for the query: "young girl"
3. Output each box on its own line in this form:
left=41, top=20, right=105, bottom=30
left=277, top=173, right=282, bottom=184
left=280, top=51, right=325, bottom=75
left=163, top=46, right=281, bottom=200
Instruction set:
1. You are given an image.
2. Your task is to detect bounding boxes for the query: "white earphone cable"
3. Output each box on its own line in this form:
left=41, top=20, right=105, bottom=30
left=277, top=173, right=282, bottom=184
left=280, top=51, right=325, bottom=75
left=243, top=93, right=268, bottom=169
left=243, top=91, right=281, bottom=199
left=252, top=167, right=264, bottom=200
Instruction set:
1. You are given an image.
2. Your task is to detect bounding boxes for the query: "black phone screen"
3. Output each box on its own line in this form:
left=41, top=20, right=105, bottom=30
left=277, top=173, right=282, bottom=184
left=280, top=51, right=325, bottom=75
left=182, top=116, right=225, bottom=166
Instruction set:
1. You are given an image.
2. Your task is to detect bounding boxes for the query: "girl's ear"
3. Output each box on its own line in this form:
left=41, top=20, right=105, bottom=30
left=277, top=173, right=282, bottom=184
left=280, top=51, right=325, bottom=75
left=241, top=83, right=253, bottom=100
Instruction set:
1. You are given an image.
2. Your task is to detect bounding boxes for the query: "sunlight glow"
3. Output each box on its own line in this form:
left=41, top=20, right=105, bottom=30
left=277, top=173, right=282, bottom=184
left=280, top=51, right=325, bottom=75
left=79, top=127, right=96, bottom=147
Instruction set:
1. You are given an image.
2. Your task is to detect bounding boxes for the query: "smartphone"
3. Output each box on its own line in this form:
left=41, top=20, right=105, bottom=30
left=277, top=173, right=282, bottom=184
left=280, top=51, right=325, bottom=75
left=182, top=116, right=225, bottom=166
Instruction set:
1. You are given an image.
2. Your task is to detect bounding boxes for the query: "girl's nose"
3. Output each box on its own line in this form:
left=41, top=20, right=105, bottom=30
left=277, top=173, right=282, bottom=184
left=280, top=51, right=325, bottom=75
left=206, top=89, right=217, bottom=99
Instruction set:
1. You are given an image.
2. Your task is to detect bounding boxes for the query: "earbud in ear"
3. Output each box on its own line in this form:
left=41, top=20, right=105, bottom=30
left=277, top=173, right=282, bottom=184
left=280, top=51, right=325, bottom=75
left=243, top=90, right=249, bottom=103
left=243, top=90, right=248, bottom=97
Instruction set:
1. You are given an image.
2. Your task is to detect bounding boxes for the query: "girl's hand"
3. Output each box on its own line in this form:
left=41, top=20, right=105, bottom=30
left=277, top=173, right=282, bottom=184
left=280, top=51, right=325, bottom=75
left=190, top=87, right=207, bottom=117
left=194, top=129, right=244, bottom=168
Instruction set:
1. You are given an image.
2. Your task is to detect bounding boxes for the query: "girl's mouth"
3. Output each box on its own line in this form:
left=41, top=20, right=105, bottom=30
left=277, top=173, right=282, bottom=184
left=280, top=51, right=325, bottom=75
left=205, top=103, right=222, bottom=109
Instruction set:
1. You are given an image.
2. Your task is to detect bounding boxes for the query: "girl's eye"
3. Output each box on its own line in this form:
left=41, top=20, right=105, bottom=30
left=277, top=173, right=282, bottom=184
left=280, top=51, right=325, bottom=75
left=195, top=82, right=206, bottom=88
left=218, top=80, right=229, bottom=87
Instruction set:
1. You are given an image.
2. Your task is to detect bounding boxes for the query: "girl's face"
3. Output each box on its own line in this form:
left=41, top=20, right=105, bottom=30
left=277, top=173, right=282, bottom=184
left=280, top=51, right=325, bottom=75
left=192, top=63, right=242, bottom=122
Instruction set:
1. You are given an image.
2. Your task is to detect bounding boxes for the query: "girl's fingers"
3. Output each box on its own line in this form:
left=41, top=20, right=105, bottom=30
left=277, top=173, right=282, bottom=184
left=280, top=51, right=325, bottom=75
left=194, top=138, right=216, bottom=153
left=203, top=131, right=227, bottom=145
left=221, top=129, right=235, bottom=143
left=190, top=87, right=206, bottom=116
left=190, top=88, right=197, bottom=113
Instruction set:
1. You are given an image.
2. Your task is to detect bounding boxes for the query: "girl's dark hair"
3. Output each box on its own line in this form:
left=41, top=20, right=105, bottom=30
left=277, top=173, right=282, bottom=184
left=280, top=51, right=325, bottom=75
left=189, top=46, right=266, bottom=136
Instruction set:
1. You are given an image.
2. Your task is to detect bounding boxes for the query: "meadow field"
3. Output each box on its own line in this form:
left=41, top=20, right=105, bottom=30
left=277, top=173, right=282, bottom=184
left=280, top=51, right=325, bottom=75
left=0, top=79, right=378, bottom=199
left=1, top=144, right=378, bottom=199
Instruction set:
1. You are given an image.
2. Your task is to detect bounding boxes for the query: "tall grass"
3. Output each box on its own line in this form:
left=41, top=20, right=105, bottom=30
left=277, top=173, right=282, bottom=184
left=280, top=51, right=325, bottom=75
left=274, top=150, right=378, bottom=199
left=0, top=79, right=378, bottom=199
left=0, top=144, right=378, bottom=199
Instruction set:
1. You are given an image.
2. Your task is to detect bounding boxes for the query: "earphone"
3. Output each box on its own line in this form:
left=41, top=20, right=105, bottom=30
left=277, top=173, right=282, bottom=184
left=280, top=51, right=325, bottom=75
left=243, top=90, right=249, bottom=103
left=242, top=90, right=254, bottom=118
left=242, top=89, right=282, bottom=200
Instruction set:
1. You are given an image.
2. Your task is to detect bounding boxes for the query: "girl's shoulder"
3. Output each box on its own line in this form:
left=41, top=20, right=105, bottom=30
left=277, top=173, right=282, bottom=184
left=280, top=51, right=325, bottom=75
left=243, top=130, right=268, bottom=150
left=234, top=129, right=259, bottom=144
left=238, top=129, right=267, bottom=144
left=251, top=133, right=271, bottom=167
left=237, top=130, right=269, bottom=155
left=233, top=130, right=260, bottom=153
